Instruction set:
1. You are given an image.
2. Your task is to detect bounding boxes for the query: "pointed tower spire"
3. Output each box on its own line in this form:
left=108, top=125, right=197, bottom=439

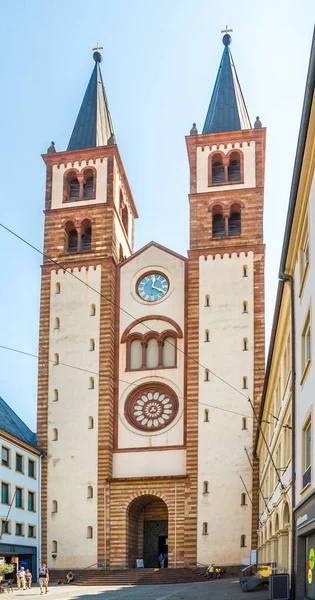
left=67, top=49, right=115, bottom=151
left=203, top=33, right=251, bottom=134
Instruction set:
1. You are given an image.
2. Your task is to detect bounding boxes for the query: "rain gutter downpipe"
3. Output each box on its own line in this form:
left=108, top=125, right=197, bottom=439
left=280, top=273, right=296, bottom=599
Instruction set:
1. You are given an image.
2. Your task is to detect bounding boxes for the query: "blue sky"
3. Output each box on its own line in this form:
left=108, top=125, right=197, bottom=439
left=0, top=0, right=314, bottom=431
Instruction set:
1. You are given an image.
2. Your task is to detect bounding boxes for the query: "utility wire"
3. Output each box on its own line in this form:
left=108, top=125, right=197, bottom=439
left=239, top=475, right=262, bottom=527
left=244, top=446, right=270, bottom=513
left=0, top=222, right=291, bottom=431
left=0, top=344, right=253, bottom=421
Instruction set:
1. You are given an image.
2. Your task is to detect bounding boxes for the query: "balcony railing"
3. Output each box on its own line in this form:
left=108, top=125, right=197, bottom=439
left=303, top=465, right=311, bottom=489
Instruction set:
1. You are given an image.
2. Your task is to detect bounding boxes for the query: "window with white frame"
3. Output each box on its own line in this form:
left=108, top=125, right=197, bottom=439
left=303, top=419, right=312, bottom=489
left=300, top=233, right=310, bottom=286
left=302, top=311, right=311, bottom=377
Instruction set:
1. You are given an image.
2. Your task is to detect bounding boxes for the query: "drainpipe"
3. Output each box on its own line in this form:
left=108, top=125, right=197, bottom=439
left=280, top=273, right=296, bottom=599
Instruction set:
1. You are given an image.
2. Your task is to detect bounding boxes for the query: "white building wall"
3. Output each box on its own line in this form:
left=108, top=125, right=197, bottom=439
left=197, top=252, right=254, bottom=565
left=115, top=245, right=186, bottom=477
left=196, top=141, right=256, bottom=193
left=47, top=266, right=101, bottom=568
left=0, top=436, right=40, bottom=553
left=51, top=158, right=108, bottom=210
left=295, top=170, right=315, bottom=504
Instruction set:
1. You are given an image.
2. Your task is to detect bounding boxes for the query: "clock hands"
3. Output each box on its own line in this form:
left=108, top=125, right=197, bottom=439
left=151, top=275, right=163, bottom=293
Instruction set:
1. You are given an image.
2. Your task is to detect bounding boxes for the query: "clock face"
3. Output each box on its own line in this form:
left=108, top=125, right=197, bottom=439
left=137, top=273, right=169, bottom=302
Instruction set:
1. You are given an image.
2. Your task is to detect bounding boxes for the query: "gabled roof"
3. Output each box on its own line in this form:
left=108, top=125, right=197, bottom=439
left=0, top=396, right=37, bottom=449
left=203, top=37, right=251, bottom=134
left=119, top=241, right=187, bottom=267
left=67, top=53, right=115, bottom=151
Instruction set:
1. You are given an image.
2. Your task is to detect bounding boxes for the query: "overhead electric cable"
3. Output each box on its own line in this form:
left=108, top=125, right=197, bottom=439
left=0, top=222, right=291, bottom=430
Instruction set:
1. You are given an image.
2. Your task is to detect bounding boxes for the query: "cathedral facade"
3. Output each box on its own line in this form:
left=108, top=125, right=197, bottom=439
left=37, top=35, right=265, bottom=569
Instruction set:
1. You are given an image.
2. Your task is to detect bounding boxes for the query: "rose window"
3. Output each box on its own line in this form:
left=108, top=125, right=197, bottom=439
left=125, top=384, right=179, bottom=432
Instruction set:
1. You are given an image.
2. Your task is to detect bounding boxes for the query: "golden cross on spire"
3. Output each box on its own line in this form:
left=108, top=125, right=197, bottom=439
left=221, top=25, right=233, bottom=34
left=92, top=43, right=104, bottom=52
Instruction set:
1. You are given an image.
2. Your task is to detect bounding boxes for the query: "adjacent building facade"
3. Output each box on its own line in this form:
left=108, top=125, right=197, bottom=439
left=37, top=36, right=265, bottom=569
left=256, top=27, right=315, bottom=599
left=0, top=397, right=42, bottom=578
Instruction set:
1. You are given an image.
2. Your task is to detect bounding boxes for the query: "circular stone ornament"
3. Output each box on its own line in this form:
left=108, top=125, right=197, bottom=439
left=124, top=383, right=179, bottom=432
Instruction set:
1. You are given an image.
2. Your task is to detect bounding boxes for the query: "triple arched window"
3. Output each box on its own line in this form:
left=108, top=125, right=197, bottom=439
left=209, top=151, right=242, bottom=186
left=212, top=203, right=242, bottom=238
left=128, top=332, right=177, bottom=370
left=64, top=168, right=96, bottom=203
left=65, top=219, right=92, bottom=253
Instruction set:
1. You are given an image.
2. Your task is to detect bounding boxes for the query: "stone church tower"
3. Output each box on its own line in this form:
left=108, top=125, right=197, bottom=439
left=186, top=32, right=265, bottom=565
left=37, top=36, right=265, bottom=570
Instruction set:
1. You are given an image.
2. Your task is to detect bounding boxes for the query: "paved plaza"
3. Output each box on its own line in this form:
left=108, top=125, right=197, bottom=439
left=7, top=580, right=269, bottom=599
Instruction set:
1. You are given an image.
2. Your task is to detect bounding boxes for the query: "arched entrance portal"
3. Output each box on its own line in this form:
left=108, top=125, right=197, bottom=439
left=127, top=495, right=168, bottom=568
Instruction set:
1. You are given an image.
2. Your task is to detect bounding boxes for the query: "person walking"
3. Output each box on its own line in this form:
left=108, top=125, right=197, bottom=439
left=25, top=569, right=32, bottom=589
left=158, top=553, right=165, bottom=568
left=16, top=566, right=26, bottom=590
left=38, top=563, right=49, bottom=595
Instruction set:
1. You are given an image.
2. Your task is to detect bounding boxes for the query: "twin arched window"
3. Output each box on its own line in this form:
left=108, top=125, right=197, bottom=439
left=65, top=219, right=92, bottom=253
left=212, top=204, right=241, bottom=238
left=64, top=168, right=95, bottom=203
left=210, top=151, right=242, bottom=186
left=120, top=190, right=129, bottom=238
left=129, top=334, right=177, bottom=370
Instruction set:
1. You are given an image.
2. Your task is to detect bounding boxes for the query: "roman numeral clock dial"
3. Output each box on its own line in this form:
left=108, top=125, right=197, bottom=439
left=137, top=273, right=169, bottom=302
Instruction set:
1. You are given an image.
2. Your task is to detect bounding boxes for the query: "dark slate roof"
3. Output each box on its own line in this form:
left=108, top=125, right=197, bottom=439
left=203, top=45, right=251, bottom=134
left=67, top=60, right=115, bottom=151
left=0, top=397, right=37, bottom=448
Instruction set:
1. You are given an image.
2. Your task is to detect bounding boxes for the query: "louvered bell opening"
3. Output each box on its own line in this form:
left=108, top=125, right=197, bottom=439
left=81, top=227, right=92, bottom=251
left=228, top=212, right=241, bottom=236
left=83, top=177, right=94, bottom=199
left=69, top=179, right=80, bottom=200
left=228, top=160, right=241, bottom=182
left=212, top=162, right=224, bottom=184
left=212, top=214, right=225, bottom=238
left=68, top=230, right=78, bottom=253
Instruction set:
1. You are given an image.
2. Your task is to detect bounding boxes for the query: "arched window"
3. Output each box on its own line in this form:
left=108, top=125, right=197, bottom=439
left=162, top=337, right=176, bottom=367
left=122, top=205, right=129, bottom=236
left=242, top=377, right=248, bottom=390
left=67, top=225, right=78, bottom=253
left=119, top=244, right=124, bottom=262
left=212, top=210, right=225, bottom=238
left=240, top=534, right=246, bottom=547
left=90, top=304, right=96, bottom=316
left=205, top=294, right=210, bottom=307
left=146, top=338, right=159, bottom=369
left=204, top=369, right=210, bottom=382
left=81, top=220, right=92, bottom=251
left=241, top=493, right=247, bottom=506
left=89, top=377, right=94, bottom=390
left=55, top=282, right=60, bottom=294
left=52, top=428, right=58, bottom=441
left=204, top=409, right=209, bottom=422
left=65, top=171, right=80, bottom=201
left=212, top=156, right=224, bottom=184
left=243, top=265, right=248, bottom=277
left=53, top=389, right=59, bottom=402
left=88, top=416, right=94, bottom=429
left=205, top=329, right=210, bottom=342
left=83, top=169, right=94, bottom=199
left=243, top=301, right=248, bottom=313
left=52, top=540, right=58, bottom=553
left=54, top=353, right=59, bottom=365
left=89, top=338, right=95, bottom=351
left=203, top=481, right=209, bottom=494
left=87, top=486, right=93, bottom=499
left=130, top=339, right=142, bottom=370
left=243, top=338, right=248, bottom=351
left=54, top=317, right=60, bottom=330
left=242, top=417, right=247, bottom=430
left=52, top=500, right=58, bottom=513
left=228, top=205, right=241, bottom=237
left=87, top=526, right=93, bottom=539
left=202, top=522, right=208, bottom=535
left=228, top=153, right=241, bottom=182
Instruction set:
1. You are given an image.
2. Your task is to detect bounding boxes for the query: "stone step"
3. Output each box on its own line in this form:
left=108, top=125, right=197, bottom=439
left=49, top=567, right=208, bottom=586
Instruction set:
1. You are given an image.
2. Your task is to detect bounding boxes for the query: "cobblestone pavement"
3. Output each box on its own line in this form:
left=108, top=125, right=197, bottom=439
left=8, top=579, right=269, bottom=599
